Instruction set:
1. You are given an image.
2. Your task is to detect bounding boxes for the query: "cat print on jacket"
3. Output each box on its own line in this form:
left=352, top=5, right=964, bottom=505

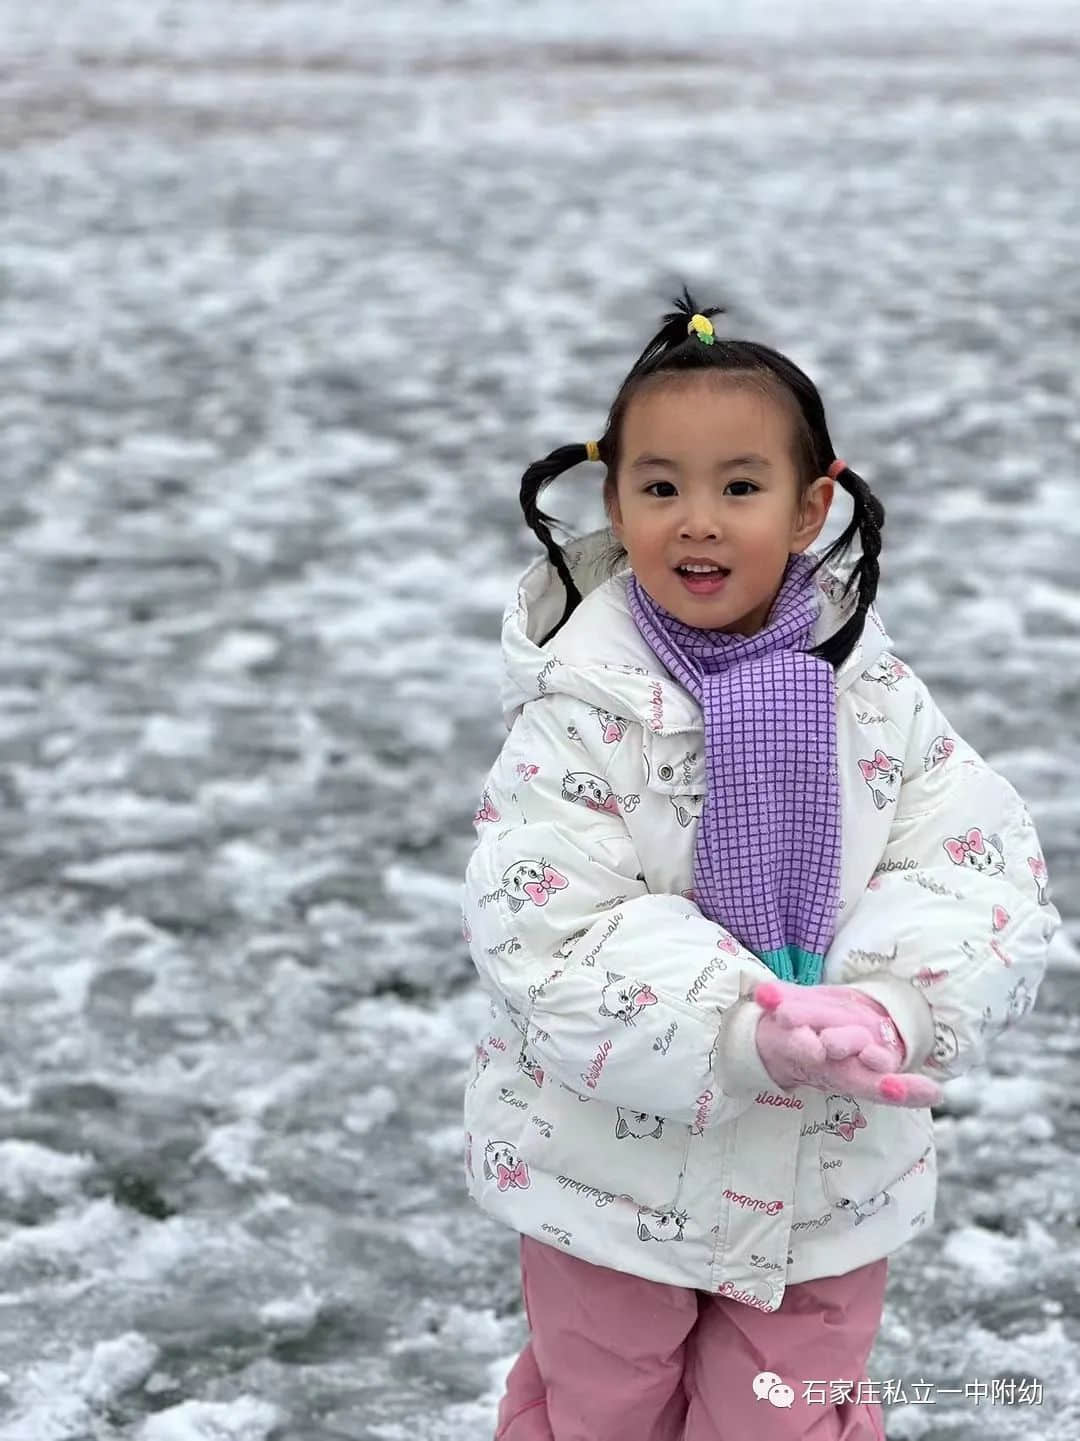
left=836, top=1189, right=892, bottom=1226
left=1007, top=975, right=1036, bottom=1023
left=669, top=793, right=705, bottom=828
left=552, top=927, right=591, bottom=960
left=860, top=655, right=910, bottom=690
left=560, top=770, right=641, bottom=816
left=483, top=1140, right=531, bottom=1191
left=637, top=1205, right=688, bottom=1243
left=470, top=1044, right=491, bottom=1088
left=519, top=1051, right=545, bottom=1088
left=943, top=827, right=1005, bottom=875
left=928, top=1021, right=960, bottom=1069
left=616, top=1108, right=665, bottom=1140
left=598, top=971, right=659, bottom=1026
left=858, top=750, right=904, bottom=810
left=925, top=734, right=956, bottom=770
left=817, top=569, right=859, bottom=611
left=1028, top=855, right=1050, bottom=905
left=473, top=788, right=500, bottom=825
left=975, top=970, right=1036, bottom=1042
left=642, top=747, right=703, bottom=819
left=824, top=1095, right=867, bottom=1142
left=478, top=860, right=570, bottom=912
left=589, top=707, right=630, bottom=744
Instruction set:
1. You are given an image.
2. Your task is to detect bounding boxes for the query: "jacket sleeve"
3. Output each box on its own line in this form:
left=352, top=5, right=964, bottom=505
left=462, top=692, right=783, bottom=1127
left=828, top=670, right=1061, bottom=1083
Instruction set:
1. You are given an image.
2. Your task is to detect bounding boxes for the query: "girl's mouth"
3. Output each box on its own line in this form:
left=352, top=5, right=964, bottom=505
left=675, top=567, right=730, bottom=596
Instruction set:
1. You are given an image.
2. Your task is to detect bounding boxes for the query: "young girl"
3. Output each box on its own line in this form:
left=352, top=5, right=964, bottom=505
left=460, top=288, right=1060, bottom=1441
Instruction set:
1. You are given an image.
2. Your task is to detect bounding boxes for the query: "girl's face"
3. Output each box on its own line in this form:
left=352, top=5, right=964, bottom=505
left=608, top=379, right=834, bottom=634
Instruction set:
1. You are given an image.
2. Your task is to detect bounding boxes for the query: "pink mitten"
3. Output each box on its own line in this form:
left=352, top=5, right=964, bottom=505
left=753, top=980, right=943, bottom=1108
left=754, top=1007, right=832, bottom=1091
left=757, top=980, right=907, bottom=1071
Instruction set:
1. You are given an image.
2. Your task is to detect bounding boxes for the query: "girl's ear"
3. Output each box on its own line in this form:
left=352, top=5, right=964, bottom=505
left=790, top=476, right=834, bottom=553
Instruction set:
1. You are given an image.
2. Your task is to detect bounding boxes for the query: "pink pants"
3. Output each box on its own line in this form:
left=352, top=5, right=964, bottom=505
left=495, top=1237, right=888, bottom=1441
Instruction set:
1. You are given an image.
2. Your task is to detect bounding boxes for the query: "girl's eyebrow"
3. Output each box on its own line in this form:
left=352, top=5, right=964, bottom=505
left=628, top=452, right=772, bottom=471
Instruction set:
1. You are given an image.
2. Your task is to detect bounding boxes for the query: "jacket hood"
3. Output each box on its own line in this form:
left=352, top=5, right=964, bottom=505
left=500, top=527, right=893, bottom=734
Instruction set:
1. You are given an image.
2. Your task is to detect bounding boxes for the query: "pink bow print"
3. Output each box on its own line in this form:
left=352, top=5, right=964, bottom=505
left=602, top=720, right=623, bottom=743
left=634, top=986, right=658, bottom=1007
left=497, top=1160, right=530, bottom=1191
left=474, top=796, right=500, bottom=824
left=523, top=867, right=569, bottom=906
left=944, top=828, right=985, bottom=865
left=832, top=1112, right=867, bottom=1143
left=858, top=749, right=893, bottom=781
left=585, top=794, right=620, bottom=815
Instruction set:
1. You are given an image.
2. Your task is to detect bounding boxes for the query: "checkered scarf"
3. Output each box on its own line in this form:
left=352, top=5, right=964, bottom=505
left=627, top=553, right=841, bottom=984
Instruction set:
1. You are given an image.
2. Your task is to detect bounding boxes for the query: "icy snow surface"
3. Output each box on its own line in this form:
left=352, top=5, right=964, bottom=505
left=0, top=1, right=1078, bottom=1437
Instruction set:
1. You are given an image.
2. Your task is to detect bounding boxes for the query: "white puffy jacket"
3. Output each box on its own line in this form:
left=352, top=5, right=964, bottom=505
left=460, top=528, right=1060, bottom=1311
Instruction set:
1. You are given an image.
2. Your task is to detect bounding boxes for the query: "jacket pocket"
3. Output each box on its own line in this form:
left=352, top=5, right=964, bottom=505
left=818, top=1095, right=933, bottom=1215
left=514, top=1072, right=692, bottom=1216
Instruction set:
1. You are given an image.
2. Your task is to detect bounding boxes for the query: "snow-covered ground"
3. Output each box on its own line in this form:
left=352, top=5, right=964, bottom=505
left=0, top=1, right=1077, bottom=1437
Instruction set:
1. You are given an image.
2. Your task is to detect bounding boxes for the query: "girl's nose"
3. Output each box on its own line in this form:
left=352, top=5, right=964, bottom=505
left=679, top=508, right=721, bottom=539
left=672, top=486, right=722, bottom=536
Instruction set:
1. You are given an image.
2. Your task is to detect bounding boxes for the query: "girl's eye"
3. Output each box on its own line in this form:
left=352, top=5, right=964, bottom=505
left=642, top=480, right=758, bottom=497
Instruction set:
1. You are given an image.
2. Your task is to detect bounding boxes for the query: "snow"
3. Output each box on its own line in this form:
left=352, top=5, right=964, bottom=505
left=0, top=0, right=1076, bottom=1437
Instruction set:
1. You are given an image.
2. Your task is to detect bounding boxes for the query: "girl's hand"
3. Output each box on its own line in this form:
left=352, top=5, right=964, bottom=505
left=752, top=980, right=943, bottom=1108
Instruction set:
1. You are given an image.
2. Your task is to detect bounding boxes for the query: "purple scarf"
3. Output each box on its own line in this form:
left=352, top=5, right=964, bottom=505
left=627, top=552, right=841, bottom=985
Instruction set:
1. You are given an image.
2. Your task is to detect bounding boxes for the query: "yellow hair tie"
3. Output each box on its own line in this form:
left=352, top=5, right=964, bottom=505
left=585, top=440, right=601, bottom=462
left=687, top=313, right=715, bottom=345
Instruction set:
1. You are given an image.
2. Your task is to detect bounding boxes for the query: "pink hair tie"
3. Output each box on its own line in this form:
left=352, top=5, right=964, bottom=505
left=828, top=458, right=848, bottom=480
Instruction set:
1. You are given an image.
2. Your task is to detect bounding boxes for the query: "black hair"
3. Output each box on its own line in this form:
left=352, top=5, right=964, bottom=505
left=520, top=284, right=884, bottom=667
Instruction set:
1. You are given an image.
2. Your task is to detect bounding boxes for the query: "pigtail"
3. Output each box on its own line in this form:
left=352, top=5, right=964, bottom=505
left=806, top=462, right=885, bottom=671
left=518, top=286, right=728, bottom=649
left=520, top=442, right=602, bottom=646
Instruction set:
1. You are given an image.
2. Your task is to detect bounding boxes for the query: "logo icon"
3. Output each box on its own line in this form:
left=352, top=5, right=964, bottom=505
left=752, top=1370, right=795, bottom=1409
